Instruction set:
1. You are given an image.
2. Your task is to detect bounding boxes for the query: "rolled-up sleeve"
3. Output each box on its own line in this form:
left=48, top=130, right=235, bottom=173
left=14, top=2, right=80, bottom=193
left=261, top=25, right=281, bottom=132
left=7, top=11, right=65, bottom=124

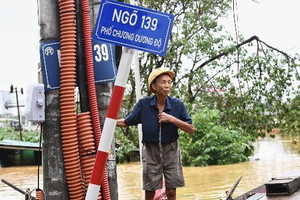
left=180, top=102, right=192, bottom=124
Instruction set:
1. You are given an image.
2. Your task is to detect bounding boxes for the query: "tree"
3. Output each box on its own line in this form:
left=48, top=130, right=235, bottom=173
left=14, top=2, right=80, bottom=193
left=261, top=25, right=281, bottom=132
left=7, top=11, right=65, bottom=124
left=279, top=93, right=300, bottom=135
left=117, top=0, right=300, bottom=165
left=179, top=108, right=253, bottom=166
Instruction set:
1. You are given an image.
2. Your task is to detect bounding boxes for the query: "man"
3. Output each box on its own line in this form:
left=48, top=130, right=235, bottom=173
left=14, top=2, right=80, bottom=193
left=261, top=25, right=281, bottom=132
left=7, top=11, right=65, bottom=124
left=117, top=67, right=194, bottom=200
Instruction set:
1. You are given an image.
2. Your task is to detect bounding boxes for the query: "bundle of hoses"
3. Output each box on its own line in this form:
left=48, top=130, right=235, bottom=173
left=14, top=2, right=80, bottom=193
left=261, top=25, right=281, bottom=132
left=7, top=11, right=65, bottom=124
left=58, top=0, right=85, bottom=199
left=77, top=112, right=101, bottom=199
left=57, top=0, right=110, bottom=199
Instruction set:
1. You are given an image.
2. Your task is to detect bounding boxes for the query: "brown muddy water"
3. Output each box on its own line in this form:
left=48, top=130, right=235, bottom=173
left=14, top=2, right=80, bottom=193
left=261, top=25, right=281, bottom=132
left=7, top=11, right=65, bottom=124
left=1, top=134, right=300, bottom=200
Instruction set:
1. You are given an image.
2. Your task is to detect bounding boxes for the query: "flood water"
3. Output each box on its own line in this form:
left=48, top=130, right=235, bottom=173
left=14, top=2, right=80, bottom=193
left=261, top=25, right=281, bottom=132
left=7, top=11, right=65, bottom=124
left=1, top=134, right=300, bottom=200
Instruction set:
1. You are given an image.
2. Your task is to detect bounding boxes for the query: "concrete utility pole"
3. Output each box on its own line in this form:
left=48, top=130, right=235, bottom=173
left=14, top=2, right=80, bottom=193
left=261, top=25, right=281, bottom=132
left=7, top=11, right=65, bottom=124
left=89, top=1, right=119, bottom=199
left=38, top=0, right=118, bottom=199
left=38, top=1, right=70, bottom=199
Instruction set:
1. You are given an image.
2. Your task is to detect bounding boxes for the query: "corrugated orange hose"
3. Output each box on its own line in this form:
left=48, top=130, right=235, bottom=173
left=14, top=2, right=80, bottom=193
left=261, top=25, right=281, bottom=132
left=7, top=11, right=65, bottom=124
left=80, top=0, right=101, bottom=148
left=80, top=0, right=111, bottom=199
left=58, top=0, right=85, bottom=199
left=77, top=112, right=101, bottom=199
left=35, top=189, right=44, bottom=200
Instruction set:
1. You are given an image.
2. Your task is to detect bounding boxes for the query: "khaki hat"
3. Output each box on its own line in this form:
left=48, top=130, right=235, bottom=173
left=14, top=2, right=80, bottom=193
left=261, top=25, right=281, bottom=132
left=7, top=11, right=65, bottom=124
left=148, top=67, right=174, bottom=93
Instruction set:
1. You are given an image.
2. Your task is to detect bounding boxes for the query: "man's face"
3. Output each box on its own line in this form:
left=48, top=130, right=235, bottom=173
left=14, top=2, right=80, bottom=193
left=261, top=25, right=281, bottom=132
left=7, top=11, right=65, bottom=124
left=153, top=74, right=173, bottom=96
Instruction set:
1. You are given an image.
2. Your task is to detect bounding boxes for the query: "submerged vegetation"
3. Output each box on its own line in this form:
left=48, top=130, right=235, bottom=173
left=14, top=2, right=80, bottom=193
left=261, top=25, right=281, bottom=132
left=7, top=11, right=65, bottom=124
left=180, top=108, right=253, bottom=166
left=0, top=128, right=40, bottom=143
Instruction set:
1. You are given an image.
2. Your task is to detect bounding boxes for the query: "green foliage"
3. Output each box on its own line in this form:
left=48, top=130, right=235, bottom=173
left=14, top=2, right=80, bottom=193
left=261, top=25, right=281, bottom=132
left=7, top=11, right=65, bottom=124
left=0, top=128, right=41, bottom=143
left=279, top=94, right=300, bottom=135
left=179, top=108, right=253, bottom=166
left=116, top=0, right=300, bottom=165
left=115, top=128, right=137, bottom=163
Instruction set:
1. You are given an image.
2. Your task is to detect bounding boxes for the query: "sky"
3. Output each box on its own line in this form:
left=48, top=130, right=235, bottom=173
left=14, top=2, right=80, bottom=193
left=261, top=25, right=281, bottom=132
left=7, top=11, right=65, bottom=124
left=224, top=0, right=300, bottom=54
left=0, top=0, right=39, bottom=92
left=0, top=0, right=300, bottom=92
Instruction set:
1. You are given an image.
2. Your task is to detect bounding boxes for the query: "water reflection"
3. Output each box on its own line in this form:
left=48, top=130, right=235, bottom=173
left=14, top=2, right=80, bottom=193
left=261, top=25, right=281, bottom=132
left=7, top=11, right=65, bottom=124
left=1, top=135, right=300, bottom=200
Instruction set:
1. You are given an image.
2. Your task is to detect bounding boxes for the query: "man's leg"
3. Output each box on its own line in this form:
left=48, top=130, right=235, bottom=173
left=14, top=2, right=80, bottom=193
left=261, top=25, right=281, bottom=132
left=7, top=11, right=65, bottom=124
left=145, top=190, right=155, bottom=200
left=166, top=188, right=176, bottom=200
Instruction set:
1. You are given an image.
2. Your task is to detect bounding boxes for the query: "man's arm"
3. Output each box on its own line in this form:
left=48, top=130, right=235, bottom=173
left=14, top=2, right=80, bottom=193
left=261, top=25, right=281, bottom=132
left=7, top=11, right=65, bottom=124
left=116, top=119, right=129, bottom=127
left=158, top=112, right=195, bottom=134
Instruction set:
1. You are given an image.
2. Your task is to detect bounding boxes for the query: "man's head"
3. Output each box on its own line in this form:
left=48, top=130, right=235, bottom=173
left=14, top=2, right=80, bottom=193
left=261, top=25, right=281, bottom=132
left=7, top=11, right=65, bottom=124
left=148, top=68, right=174, bottom=93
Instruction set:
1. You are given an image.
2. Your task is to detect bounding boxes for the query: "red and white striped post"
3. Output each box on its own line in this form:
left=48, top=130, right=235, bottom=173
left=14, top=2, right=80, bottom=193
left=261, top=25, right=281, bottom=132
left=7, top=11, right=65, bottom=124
left=85, top=48, right=136, bottom=200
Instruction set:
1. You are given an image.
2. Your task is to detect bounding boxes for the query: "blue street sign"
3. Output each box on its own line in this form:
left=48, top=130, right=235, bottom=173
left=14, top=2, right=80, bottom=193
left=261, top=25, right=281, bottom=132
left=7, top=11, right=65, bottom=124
left=93, top=0, right=174, bottom=56
left=40, top=41, right=60, bottom=91
left=40, top=40, right=117, bottom=91
left=92, top=39, right=117, bottom=85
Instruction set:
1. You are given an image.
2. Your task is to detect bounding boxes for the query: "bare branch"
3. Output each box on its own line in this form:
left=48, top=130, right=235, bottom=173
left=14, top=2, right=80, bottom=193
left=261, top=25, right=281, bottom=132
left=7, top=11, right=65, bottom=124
left=195, top=35, right=294, bottom=73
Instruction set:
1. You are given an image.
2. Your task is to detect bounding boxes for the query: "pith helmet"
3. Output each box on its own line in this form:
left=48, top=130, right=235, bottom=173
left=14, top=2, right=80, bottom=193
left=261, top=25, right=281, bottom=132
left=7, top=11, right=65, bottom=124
left=148, top=67, right=174, bottom=93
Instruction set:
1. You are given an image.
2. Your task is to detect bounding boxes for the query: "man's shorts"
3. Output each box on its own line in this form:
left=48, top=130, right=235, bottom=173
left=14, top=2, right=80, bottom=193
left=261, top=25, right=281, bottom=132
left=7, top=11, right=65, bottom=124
left=142, top=141, right=185, bottom=191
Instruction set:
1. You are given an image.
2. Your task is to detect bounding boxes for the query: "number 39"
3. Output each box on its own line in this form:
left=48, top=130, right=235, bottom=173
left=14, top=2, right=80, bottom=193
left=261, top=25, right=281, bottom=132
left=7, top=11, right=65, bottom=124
left=94, top=44, right=109, bottom=62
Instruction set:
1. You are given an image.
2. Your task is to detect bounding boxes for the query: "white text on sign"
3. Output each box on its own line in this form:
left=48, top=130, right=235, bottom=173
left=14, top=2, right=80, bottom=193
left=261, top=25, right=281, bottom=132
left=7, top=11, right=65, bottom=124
left=100, top=7, right=163, bottom=49
left=112, top=9, right=158, bottom=31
